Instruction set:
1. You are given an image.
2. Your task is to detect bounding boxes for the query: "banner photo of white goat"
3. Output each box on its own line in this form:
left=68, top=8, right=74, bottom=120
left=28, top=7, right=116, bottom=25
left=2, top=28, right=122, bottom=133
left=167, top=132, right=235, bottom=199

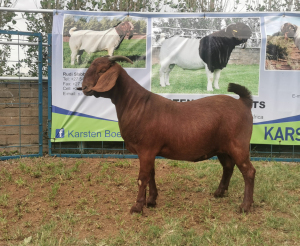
left=51, top=11, right=150, bottom=142
left=264, top=16, right=300, bottom=70
left=151, top=17, right=261, bottom=95
left=63, top=14, right=147, bottom=68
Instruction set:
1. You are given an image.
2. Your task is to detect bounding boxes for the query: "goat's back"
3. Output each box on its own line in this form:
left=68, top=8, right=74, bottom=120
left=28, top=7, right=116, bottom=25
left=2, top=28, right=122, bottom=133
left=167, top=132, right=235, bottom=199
left=160, top=37, right=202, bottom=69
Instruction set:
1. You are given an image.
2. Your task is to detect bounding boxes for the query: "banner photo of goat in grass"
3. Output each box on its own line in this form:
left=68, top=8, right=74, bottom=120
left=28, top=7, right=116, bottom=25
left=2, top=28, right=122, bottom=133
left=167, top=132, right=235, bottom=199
left=52, top=11, right=300, bottom=145
left=63, top=14, right=147, bottom=68
left=265, top=16, right=300, bottom=70
left=151, top=17, right=261, bottom=95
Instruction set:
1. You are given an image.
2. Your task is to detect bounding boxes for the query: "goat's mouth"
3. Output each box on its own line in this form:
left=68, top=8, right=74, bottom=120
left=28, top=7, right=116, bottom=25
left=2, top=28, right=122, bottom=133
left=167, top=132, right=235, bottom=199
left=237, top=38, right=249, bottom=43
left=77, top=86, right=94, bottom=96
left=83, top=90, right=94, bottom=96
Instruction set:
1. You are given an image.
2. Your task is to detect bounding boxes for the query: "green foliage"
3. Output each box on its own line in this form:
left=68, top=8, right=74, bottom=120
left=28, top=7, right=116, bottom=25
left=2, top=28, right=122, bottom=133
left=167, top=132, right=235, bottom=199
left=0, top=0, right=17, bottom=76
left=266, top=36, right=289, bottom=60
left=245, top=0, right=299, bottom=11
left=154, top=17, right=260, bottom=45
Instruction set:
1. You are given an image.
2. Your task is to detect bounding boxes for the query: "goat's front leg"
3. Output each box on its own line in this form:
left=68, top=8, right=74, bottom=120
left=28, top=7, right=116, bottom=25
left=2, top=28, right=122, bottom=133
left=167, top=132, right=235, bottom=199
left=205, top=65, right=214, bottom=91
left=213, top=69, right=221, bottom=90
left=214, top=154, right=235, bottom=197
left=130, top=155, right=155, bottom=214
left=147, top=167, right=158, bottom=207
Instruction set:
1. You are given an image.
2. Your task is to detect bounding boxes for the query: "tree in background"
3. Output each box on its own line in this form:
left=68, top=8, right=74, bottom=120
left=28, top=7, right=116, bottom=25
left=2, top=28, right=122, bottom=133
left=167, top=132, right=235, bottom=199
left=1, top=0, right=298, bottom=76
left=0, top=0, right=17, bottom=75
left=244, top=0, right=299, bottom=11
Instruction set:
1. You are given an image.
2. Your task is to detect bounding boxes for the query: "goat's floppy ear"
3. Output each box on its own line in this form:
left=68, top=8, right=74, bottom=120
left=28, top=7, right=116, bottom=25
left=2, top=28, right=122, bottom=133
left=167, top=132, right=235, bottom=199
left=91, top=64, right=120, bottom=92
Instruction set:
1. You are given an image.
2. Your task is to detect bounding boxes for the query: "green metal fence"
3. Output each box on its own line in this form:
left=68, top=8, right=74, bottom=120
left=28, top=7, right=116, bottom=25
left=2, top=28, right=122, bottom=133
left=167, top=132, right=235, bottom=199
left=1, top=32, right=299, bottom=162
left=0, top=30, right=44, bottom=160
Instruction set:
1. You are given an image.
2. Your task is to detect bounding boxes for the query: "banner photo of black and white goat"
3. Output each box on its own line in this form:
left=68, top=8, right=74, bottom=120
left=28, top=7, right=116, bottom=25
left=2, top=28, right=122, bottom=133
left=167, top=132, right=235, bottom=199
left=63, top=14, right=147, bottom=69
left=151, top=17, right=261, bottom=96
left=265, top=16, right=300, bottom=70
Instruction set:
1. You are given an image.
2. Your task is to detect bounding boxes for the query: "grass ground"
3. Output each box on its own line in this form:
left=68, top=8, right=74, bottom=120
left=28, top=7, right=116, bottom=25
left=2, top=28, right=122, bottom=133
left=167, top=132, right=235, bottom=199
left=63, top=39, right=146, bottom=68
left=151, top=64, right=259, bottom=95
left=0, top=158, right=299, bottom=245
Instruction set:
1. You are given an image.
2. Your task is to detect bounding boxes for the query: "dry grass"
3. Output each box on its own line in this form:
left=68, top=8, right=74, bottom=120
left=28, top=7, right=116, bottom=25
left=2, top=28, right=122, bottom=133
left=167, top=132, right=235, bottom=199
left=0, top=157, right=299, bottom=245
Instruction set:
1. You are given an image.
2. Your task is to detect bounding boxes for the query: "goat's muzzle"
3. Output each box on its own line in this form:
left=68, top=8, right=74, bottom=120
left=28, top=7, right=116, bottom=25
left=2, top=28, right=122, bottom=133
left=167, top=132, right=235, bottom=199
left=77, top=86, right=94, bottom=96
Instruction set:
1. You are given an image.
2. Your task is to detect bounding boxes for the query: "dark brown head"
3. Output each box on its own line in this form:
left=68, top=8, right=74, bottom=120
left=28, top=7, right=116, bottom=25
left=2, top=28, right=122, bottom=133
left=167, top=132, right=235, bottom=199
left=115, top=21, right=134, bottom=39
left=281, top=23, right=297, bottom=38
left=77, top=56, right=133, bottom=97
left=225, top=22, right=252, bottom=42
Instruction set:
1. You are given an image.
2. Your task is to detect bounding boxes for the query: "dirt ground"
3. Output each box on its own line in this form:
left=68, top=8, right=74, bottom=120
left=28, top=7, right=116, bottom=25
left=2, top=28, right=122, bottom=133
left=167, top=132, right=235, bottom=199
left=0, top=157, right=248, bottom=243
left=1, top=157, right=299, bottom=245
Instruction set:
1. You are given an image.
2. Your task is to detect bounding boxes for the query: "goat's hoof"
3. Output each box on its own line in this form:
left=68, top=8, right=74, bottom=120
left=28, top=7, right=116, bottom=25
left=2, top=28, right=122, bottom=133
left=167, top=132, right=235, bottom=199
left=213, top=189, right=227, bottom=198
left=239, top=203, right=252, bottom=213
left=146, top=198, right=157, bottom=208
left=130, top=204, right=143, bottom=214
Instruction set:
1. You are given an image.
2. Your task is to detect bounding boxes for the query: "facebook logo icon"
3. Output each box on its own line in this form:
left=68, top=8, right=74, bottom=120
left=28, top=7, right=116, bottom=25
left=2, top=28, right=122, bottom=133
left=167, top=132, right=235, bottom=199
left=56, top=129, right=65, bottom=138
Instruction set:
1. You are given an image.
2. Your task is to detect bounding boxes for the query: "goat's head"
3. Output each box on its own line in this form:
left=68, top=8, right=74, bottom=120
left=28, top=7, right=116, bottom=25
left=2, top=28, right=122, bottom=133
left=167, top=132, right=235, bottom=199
left=77, top=56, right=133, bottom=97
left=116, top=21, right=134, bottom=39
left=281, top=23, right=297, bottom=38
left=225, top=22, right=252, bottom=43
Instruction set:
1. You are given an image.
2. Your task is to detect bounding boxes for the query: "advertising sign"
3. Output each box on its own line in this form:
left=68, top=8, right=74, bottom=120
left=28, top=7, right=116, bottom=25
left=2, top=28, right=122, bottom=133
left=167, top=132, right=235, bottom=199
left=51, top=11, right=300, bottom=145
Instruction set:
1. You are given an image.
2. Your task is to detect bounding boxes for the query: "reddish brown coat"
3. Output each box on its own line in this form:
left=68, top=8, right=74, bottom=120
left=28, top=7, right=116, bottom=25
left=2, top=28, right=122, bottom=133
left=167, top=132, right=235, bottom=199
left=79, top=56, right=256, bottom=214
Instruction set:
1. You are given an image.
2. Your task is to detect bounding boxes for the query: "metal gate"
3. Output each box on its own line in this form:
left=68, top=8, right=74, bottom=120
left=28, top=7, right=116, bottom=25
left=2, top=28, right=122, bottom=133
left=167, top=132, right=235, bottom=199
left=0, top=30, right=45, bottom=160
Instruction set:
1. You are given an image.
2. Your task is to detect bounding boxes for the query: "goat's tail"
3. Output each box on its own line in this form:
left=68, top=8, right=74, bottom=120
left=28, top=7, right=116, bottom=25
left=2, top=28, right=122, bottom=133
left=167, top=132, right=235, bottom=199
left=227, top=83, right=252, bottom=108
left=69, top=27, right=77, bottom=36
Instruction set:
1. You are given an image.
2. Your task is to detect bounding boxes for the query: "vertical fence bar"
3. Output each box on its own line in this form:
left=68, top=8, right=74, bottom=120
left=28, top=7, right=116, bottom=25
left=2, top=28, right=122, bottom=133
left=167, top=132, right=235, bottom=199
left=17, top=33, right=22, bottom=155
left=48, top=34, right=52, bottom=156
left=271, top=144, right=273, bottom=159
left=38, top=33, right=43, bottom=156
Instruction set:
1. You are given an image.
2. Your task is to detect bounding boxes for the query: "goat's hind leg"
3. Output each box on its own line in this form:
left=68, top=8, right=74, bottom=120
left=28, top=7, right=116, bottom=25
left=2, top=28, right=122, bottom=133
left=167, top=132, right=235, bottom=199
left=130, top=155, right=155, bottom=214
left=214, top=154, right=235, bottom=197
left=236, top=158, right=256, bottom=213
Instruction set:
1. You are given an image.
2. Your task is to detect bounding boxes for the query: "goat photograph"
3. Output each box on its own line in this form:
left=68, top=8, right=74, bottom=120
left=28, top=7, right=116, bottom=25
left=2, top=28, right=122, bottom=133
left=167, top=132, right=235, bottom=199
left=265, top=16, right=300, bottom=70
left=77, top=56, right=256, bottom=215
left=63, top=15, right=147, bottom=68
left=151, top=17, right=261, bottom=95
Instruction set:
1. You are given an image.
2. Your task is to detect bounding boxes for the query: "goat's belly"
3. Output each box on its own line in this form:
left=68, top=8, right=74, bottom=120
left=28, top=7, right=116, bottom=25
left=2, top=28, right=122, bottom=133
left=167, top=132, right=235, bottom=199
left=159, top=148, right=215, bottom=162
left=176, top=62, right=205, bottom=70
left=175, top=59, right=205, bottom=70
left=158, top=140, right=217, bottom=162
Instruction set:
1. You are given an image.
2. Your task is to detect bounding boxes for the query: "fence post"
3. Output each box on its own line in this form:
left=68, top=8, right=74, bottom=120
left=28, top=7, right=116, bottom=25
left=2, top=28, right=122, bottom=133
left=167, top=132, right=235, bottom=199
left=48, top=33, right=52, bottom=156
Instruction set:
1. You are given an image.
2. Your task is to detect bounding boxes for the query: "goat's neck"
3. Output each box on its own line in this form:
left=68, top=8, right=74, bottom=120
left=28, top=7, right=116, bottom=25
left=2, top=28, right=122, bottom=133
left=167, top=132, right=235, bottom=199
left=110, top=69, right=150, bottom=119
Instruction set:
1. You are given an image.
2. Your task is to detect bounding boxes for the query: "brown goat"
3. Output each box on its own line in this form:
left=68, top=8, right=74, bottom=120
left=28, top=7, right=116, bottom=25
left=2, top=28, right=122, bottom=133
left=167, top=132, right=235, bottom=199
left=78, top=56, right=256, bottom=214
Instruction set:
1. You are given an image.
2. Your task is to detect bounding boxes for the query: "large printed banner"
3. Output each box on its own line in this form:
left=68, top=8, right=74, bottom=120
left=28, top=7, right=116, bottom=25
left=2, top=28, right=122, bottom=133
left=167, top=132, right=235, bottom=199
left=52, top=11, right=300, bottom=145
